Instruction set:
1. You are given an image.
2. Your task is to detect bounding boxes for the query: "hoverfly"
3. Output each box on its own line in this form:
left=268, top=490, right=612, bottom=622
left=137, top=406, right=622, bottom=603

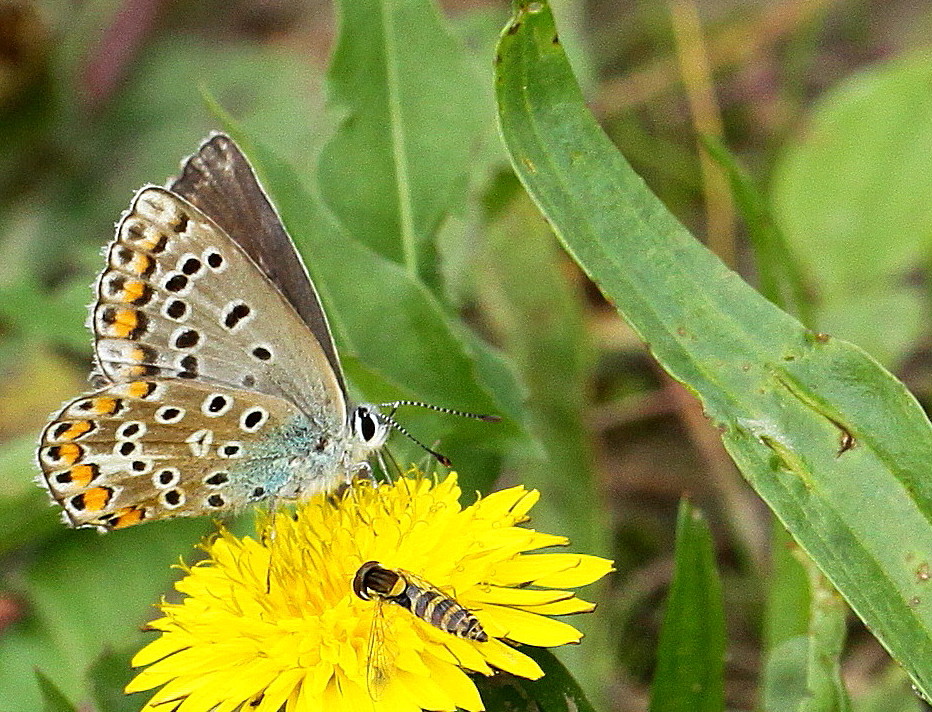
left=352, top=560, right=487, bottom=697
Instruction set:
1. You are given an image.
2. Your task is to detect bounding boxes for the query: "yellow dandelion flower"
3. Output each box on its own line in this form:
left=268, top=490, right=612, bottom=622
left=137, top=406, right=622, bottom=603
left=127, top=472, right=613, bottom=712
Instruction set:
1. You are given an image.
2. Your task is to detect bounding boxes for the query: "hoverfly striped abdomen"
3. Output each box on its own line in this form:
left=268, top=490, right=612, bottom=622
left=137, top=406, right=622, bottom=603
left=353, top=560, right=488, bottom=642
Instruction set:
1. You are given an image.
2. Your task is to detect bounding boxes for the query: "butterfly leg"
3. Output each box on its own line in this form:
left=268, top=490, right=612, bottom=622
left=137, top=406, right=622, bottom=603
left=374, top=451, right=396, bottom=484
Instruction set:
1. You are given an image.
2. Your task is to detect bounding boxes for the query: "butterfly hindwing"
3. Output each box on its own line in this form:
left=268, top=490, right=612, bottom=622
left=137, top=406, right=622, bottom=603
left=38, top=378, right=343, bottom=530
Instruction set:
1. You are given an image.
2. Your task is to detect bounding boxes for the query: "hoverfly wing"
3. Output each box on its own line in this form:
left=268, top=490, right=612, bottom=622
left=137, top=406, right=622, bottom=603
left=366, top=597, right=399, bottom=701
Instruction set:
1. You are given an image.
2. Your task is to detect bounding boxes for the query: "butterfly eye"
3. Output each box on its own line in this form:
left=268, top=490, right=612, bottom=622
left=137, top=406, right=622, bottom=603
left=351, top=406, right=388, bottom=447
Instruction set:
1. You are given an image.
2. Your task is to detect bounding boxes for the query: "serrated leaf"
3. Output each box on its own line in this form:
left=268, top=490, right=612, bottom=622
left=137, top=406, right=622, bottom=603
left=495, top=0, right=932, bottom=701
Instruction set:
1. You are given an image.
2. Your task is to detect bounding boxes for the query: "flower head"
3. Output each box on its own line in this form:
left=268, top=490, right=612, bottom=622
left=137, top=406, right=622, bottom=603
left=128, top=472, right=613, bottom=712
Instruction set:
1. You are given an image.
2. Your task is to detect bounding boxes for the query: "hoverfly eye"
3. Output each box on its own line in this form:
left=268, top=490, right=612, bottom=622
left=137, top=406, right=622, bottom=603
left=353, top=561, right=379, bottom=600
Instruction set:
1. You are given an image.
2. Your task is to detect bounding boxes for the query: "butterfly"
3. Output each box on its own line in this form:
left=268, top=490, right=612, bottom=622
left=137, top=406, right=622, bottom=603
left=37, top=134, right=494, bottom=531
left=352, top=560, right=486, bottom=698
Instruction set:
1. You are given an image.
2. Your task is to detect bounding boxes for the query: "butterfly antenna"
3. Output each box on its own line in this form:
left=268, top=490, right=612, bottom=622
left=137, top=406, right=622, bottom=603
left=376, top=411, right=453, bottom=468
left=378, top=401, right=501, bottom=422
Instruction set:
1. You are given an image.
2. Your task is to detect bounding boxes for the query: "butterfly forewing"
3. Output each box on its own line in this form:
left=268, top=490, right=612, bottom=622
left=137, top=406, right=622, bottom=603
left=169, top=134, right=347, bottom=397
left=95, top=186, right=346, bottom=423
left=38, top=379, right=335, bottom=530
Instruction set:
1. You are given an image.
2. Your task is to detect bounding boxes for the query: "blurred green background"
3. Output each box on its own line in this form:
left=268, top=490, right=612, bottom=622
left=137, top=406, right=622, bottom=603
left=2, top=0, right=932, bottom=710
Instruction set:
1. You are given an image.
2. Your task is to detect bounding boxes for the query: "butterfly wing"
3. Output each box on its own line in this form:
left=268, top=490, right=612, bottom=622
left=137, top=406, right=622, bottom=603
left=38, top=135, right=368, bottom=530
left=93, top=185, right=346, bottom=425
left=38, top=378, right=340, bottom=530
left=168, top=133, right=347, bottom=399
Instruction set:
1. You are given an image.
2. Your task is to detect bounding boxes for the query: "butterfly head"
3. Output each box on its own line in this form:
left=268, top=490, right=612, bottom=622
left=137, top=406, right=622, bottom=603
left=351, top=401, right=501, bottom=468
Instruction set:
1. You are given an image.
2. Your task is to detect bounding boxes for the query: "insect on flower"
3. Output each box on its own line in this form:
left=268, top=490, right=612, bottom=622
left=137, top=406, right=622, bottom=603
left=128, top=472, right=614, bottom=712
left=353, top=560, right=487, bottom=698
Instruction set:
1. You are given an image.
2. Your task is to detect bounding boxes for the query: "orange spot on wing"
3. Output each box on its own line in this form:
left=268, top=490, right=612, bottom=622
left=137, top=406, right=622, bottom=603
left=130, top=254, right=153, bottom=275
left=69, top=464, right=99, bottom=487
left=57, top=421, right=94, bottom=441
left=54, top=443, right=83, bottom=465
left=110, top=507, right=145, bottom=529
left=137, top=228, right=166, bottom=251
left=87, top=397, right=120, bottom=415
left=120, top=381, right=156, bottom=399
left=81, top=486, right=113, bottom=512
left=110, top=308, right=139, bottom=338
left=121, top=280, right=147, bottom=303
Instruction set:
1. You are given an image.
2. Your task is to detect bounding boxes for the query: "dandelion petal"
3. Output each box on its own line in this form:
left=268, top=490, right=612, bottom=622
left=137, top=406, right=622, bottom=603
left=492, top=552, right=614, bottom=587
left=477, top=604, right=583, bottom=646
left=479, top=638, right=544, bottom=680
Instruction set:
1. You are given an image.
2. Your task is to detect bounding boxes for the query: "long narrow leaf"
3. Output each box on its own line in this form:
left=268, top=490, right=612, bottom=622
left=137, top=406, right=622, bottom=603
left=704, top=139, right=848, bottom=712
left=649, top=500, right=724, bottom=712
left=495, top=0, right=932, bottom=700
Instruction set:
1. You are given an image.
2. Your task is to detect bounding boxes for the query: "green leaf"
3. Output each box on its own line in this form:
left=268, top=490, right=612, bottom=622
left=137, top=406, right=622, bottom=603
left=707, top=140, right=847, bottom=712
left=702, top=137, right=815, bottom=329
left=802, top=568, right=851, bottom=712
left=649, top=500, right=724, bottom=712
left=320, top=0, right=482, bottom=281
left=763, top=525, right=852, bottom=712
left=763, top=636, right=813, bottom=712
left=479, top=187, right=599, bottom=549
left=35, top=670, right=78, bottom=712
left=207, top=107, right=527, bottom=491
left=474, top=646, right=598, bottom=712
left=495, top=0, right=932, bottom=701
left=762, top=522, right=810, bottom=660
left=771, top=53, right=932, bottom=366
